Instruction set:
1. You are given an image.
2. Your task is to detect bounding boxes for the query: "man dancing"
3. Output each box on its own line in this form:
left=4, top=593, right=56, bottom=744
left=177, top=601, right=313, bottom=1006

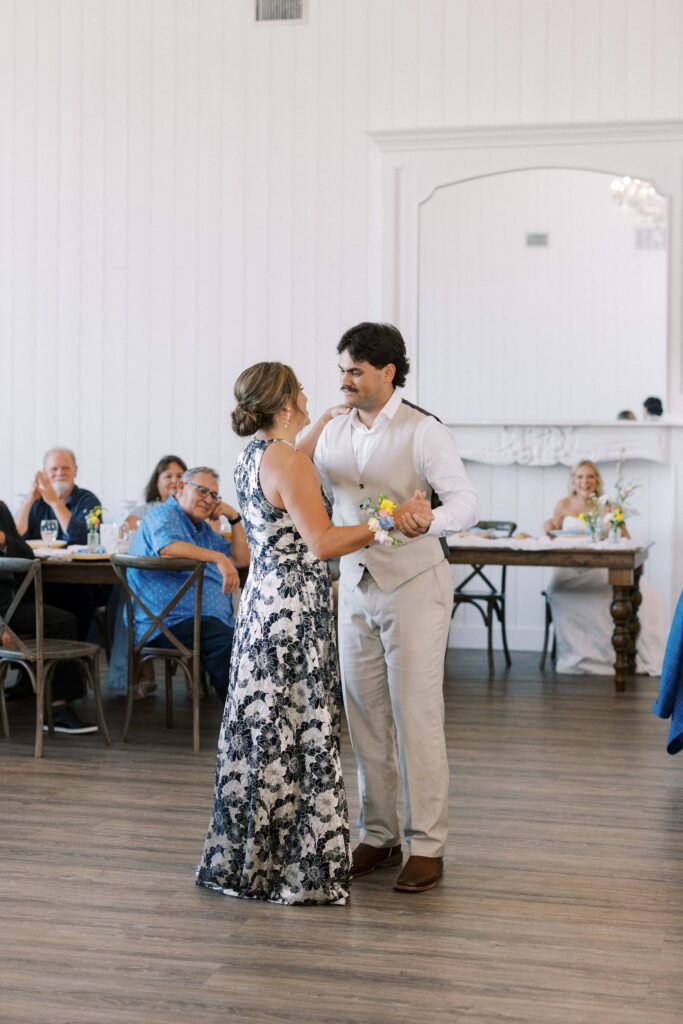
left=300, top=322, right=479, bottom=892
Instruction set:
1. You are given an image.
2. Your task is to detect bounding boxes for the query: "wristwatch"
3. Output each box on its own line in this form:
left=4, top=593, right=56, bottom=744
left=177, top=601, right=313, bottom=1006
left=228, top=514, right=242, bottom=526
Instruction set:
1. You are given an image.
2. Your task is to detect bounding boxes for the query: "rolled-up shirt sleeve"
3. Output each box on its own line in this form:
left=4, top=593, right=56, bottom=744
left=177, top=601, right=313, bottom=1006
left=413, top=418, right=479, bottom=536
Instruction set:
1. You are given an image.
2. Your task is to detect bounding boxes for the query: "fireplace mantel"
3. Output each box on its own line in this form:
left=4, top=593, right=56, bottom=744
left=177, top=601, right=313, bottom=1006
left=450, top=421, right=679, bottom=467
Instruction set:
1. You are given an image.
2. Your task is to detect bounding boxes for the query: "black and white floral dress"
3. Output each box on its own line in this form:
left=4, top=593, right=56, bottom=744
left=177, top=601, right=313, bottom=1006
left=196, top=438, right=351, bottom=905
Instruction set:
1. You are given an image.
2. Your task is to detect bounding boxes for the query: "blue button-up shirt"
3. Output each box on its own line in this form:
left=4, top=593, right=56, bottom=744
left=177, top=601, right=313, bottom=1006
left=128, top=496, right=235, bottom=641
left=26, top=485, right=101, bottom=546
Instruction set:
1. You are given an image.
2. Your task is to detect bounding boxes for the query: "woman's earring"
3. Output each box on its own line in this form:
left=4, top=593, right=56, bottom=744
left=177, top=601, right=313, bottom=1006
left=284, top=410, right=291, bottom=429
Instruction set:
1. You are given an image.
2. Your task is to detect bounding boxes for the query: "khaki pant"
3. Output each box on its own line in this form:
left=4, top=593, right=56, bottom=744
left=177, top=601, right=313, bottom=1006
left=338, top=559, right=453, bottom=858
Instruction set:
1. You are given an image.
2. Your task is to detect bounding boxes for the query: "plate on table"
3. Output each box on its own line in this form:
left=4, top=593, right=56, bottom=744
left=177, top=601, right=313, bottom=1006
left=548, top=529, right=590, bottom=538
left=26, top=539, right=66, bottom=549
left=67, top=546, right=111, bottom=561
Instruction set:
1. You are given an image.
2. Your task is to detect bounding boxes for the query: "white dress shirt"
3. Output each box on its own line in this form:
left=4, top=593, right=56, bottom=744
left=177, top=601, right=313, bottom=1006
left=314, top=390, right=479, bottom=537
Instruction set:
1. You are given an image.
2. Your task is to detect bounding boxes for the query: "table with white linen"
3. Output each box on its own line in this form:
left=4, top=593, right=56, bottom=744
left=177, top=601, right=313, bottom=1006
left=446, top=535, right=652, bottom=692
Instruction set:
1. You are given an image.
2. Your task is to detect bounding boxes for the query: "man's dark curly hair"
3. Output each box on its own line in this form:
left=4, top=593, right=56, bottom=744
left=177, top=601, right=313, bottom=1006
left=336, top=322, right=410, bottom=389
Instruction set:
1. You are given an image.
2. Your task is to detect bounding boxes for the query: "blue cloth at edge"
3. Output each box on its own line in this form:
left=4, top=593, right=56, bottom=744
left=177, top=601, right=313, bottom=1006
left=652, top=590, right=683, bottom=754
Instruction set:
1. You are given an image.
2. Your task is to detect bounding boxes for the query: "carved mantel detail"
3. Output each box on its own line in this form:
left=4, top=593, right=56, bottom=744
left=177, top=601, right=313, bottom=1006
left=451, top=424, right=672, bottom=467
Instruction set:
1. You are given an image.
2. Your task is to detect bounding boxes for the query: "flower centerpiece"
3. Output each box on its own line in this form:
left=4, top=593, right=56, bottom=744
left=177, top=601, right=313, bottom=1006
left=360, top=494, right=404, bottom=547
left=84, top=505, right=103, bottom=550
left=578, top=494, right=608, bottom=543
left=577, top=454, right=640, bottom=544
left=606, top=453, right=640, bottom=543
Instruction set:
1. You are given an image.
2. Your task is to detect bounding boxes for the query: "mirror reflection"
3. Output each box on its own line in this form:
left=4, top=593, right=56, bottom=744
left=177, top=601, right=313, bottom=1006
left=417, top=168, right=668, bottom=423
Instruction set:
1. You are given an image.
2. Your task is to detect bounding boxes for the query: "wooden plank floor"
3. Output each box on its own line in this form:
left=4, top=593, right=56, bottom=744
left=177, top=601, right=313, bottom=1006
left=1, top=652, right=682, bottom=1024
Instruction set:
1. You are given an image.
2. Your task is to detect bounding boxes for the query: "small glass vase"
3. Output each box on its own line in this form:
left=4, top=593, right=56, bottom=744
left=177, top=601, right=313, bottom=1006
left=87, top=527, right=100, bottom=551
left=608, top=524, right=621, bottom=545
left=589, top=525, right=599, bottom=544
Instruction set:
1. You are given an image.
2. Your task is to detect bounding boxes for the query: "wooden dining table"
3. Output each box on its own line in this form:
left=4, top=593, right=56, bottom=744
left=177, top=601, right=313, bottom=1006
left=41, top=545, right=650, bottom=691
left=447, top=541, right=652, bottom=692
left=40, top=555, right=118, bottom=587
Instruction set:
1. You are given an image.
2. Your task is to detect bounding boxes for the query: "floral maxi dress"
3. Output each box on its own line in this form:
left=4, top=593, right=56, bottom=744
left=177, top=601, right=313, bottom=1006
left=196, top=438, right=351, bottom=905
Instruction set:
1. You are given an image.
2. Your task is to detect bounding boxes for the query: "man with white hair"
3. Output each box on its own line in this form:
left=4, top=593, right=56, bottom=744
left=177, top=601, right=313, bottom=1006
left=16, top=447, right=105, bottom=642
left=128, top=466, right=249, bottom=701
left=16, top=447, right=100, bottom=548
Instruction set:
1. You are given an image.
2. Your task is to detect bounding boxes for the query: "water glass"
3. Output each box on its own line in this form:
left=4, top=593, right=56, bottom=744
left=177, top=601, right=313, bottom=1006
left=99, top=523, right=119, bottom=554
left=40, top=519, right=59, bottom=547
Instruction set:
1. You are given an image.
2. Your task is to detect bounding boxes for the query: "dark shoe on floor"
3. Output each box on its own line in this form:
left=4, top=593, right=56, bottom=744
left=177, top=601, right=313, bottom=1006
left=4, top=675, right=34, bottom=702
left=352, top=843, right=402, bottom=877
left=394, top=855, right=443, bottom=892
left=43, top=706, right=99, bottom=735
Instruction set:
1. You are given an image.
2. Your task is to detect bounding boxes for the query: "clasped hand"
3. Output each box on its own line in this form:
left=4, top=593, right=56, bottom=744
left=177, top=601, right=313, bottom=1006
left=32, top=470, right=59, bottom=507
left=393, top=490, right=434, bottom=538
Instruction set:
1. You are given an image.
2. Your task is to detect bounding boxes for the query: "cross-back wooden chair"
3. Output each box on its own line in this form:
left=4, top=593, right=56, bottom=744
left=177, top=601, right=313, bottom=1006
left=451, top=520, right=517, bottom=675
left=110, top=554, right=205, bottom=753
left=0, top=558, right=111, bottom=757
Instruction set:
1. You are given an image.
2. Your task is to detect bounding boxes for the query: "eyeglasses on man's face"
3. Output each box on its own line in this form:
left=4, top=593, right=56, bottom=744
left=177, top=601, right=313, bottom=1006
left=185, top=481, right=221, bottom=503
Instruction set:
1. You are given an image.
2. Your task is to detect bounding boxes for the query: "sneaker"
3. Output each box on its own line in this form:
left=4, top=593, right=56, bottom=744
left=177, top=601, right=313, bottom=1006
left=43, top=706, right=99, bottom=734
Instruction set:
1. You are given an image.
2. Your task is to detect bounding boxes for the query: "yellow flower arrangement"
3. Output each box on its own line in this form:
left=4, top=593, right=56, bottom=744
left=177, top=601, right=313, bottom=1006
left=84, top=505, right=103, bottom=531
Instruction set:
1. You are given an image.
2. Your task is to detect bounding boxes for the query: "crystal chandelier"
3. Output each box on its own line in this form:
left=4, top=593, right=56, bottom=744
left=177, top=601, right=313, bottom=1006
left=611, top=176, right=666, bottom=224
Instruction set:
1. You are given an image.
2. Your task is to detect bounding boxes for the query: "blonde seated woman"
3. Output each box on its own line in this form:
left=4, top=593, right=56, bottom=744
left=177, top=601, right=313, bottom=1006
left=544, top=460, right=666, bottom=676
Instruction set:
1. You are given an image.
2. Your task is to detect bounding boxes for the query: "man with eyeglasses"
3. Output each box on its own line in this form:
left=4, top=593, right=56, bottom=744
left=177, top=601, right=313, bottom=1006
left=128, top=466, right=250, bottom=701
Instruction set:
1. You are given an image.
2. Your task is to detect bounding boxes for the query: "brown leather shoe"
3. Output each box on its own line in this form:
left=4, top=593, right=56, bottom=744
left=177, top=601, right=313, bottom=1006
left=394, top=855, right=443, bottom=892
left=352, top=843, right=403, bottom=877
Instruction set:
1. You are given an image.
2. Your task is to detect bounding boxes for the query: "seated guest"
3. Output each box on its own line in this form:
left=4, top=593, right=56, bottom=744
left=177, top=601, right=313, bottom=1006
left=124, top=455, right=188, bottom=533
left=544, top=460, right=666, bottom=675
left=107, top=455, right=188, bottom=698
left=643, top=396, right=664, bottom=420
left=127, top=466, right=249, bottom=701
left=16, top=447, right=100, bottom=547
left=0, top=501, right=97, bottom=733
left=15, top=447, right=105, bottom=641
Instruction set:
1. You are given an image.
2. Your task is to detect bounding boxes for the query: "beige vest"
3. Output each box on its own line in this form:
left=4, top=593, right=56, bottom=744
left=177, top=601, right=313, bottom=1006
left=324, top=400, right=445, bottom=592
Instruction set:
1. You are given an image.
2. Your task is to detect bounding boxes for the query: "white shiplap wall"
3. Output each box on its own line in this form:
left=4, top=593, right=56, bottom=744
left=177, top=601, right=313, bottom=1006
left=1, top=0, right=681, bottom=645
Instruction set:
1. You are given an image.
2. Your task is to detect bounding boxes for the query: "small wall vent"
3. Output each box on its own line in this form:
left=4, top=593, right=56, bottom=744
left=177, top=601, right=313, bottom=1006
left=525, top=233, right=548, bottom=247
left=255, top=0, right=305, bottom=22
left=635, top=227, right=666, bottom=250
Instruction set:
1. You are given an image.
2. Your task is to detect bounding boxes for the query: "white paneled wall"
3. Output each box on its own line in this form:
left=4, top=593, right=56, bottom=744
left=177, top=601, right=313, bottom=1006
left=1, top=0, right=681, bottom=646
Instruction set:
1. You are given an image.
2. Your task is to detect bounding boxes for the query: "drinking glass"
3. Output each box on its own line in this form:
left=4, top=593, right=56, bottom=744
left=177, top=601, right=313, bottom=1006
left=40, top=519, right=59, bottom=547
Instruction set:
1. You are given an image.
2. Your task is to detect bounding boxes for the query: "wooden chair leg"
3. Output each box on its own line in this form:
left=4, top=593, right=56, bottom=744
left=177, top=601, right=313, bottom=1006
left=121, top=656, right=137, bottom=743
left=486, top=605, right=495, bottom=675
left=539, top=596, right=551, bottom=670
left=0, top=663, right=10, bottom=738
left=34, top=663, right=45, bottom=759
left=498, top=600, right=512, bottom=667
left=165, top=661, right=173, bottom=729
left=192, top=658, right=200, bottom=755
left=87, top=656, right=111, bottom=746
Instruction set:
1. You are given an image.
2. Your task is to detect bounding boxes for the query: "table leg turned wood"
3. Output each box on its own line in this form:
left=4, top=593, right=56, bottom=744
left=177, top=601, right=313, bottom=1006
left=609, top=568, right=634, bottom=693
left=627, top=565, right=643, bottom=675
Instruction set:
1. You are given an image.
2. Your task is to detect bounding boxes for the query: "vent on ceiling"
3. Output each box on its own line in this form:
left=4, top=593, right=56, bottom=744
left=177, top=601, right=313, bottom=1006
left=255, top=0, right=305, bottom=22
left=526, top=233, right=548, bottom=247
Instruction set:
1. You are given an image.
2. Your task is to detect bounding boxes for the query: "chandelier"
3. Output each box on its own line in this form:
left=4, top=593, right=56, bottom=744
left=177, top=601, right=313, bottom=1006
left=611, top=176, right=666, bottom=224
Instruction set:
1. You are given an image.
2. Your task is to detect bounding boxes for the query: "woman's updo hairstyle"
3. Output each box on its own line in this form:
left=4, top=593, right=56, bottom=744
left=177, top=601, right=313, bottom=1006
left=232, top=362, right=300, bottom=437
